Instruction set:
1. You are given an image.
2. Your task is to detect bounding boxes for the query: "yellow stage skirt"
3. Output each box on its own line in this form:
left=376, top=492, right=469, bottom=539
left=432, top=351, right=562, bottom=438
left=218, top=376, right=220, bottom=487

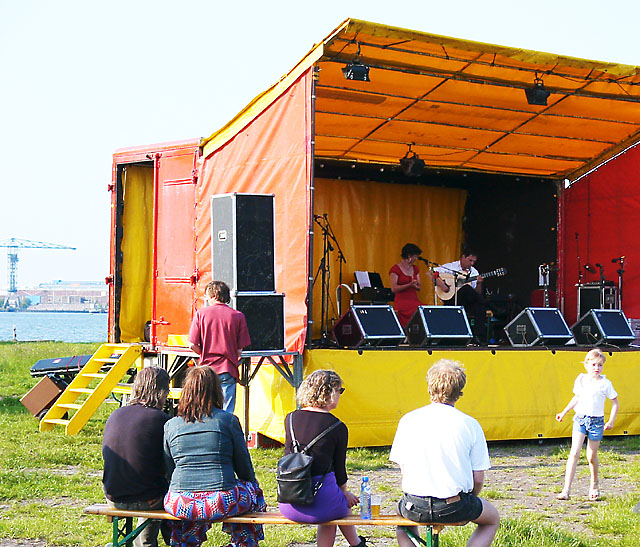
left=237, top=348, right=639, bottom=447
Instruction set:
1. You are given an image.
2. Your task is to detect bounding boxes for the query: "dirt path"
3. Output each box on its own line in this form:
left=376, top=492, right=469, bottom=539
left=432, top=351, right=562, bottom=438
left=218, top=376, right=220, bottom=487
left=312, top=440, right=640, bottom=546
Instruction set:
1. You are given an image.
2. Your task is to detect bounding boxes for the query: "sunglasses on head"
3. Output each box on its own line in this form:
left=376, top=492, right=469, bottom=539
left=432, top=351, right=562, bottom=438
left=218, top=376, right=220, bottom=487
left=337, top=387, right=345, bottom=394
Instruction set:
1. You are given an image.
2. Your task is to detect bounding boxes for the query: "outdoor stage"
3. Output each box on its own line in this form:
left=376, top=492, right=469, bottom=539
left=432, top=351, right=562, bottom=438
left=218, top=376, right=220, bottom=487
left=237, top=346, right=640, bottom=447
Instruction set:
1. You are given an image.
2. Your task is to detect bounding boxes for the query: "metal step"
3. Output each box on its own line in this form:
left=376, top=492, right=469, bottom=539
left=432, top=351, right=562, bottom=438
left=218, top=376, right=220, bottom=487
left=42, top=419, right=70, bottom=425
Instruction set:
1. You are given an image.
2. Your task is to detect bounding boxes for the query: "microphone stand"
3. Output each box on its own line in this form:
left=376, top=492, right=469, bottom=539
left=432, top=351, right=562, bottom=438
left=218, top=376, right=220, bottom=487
left=595, top=263, right=605, bottom=308
left=324, top=214, right=346, bottom=317
left=312, top=215, right=332, bottom=344
left=576, top=232, right=583, bottom=319
left=612, top=256, right=625, bottom=309
left=312, top=214, right=346, bottom=345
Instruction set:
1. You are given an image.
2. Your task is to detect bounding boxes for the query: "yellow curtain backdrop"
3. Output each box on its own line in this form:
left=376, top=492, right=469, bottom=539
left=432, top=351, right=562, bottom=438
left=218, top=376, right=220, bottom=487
left=119, top=165, right=153, bottom=342
left=312, top=178, right=467, bottom=338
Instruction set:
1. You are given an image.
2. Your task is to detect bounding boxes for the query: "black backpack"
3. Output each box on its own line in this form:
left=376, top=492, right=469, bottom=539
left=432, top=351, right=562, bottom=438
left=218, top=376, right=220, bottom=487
left=276, top=414, right=342, bottom=505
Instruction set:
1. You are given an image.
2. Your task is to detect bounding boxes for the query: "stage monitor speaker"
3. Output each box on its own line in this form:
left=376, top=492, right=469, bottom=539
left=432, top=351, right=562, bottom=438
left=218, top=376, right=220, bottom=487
left=233, top=293, right=285, bottom=352
left=405, top=306, right=472, bottom=347
left=571, top=309, right=635, bottom=346
left=333, top=305, right=405, bottom=348
left=211, top=193, right=275, bottom=292
left=504, top=307, right=573, bottom=347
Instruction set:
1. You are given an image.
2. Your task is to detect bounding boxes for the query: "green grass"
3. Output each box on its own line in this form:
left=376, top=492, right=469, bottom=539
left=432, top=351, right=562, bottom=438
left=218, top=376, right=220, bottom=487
left=2, top=342, right=640, bottom=546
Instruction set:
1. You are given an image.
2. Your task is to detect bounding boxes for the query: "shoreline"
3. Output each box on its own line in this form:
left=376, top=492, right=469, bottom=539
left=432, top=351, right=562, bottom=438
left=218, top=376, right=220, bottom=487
left=0, top=309, right=107, bottom=314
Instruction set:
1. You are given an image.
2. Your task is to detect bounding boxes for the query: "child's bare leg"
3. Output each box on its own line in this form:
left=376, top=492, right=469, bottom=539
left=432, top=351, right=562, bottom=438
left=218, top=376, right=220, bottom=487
left=559, top=430, right=586, bottom=498
left=586, top=438, right=601, bottom=498
left=317, top=524, right=337, bottom=547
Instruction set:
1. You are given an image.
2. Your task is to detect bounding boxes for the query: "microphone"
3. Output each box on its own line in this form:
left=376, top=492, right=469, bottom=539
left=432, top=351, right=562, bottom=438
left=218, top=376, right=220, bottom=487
left=416, top=257, right=430, bottom=265
left=612, top=256, right=625, bottom=263
left=584, top=264, right=595, bottom=273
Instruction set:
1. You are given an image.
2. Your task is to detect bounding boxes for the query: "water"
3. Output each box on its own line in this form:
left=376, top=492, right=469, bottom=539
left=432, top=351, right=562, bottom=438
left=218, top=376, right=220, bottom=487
left=0, top=311, right=108, bottom=343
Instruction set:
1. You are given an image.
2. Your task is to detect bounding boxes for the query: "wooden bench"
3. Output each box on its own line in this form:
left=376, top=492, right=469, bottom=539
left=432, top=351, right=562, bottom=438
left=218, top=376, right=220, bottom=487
left=84, top=504, right=466, bottom=547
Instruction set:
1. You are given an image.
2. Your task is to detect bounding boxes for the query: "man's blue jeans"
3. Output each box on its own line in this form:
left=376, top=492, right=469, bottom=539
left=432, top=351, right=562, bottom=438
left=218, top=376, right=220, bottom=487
left=219, top=372, right=237, bottom=414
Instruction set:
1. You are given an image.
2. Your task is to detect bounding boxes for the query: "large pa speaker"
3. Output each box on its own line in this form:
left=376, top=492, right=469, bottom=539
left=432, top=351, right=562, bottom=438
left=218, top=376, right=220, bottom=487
left=571, top=309, right=635, bottom=346
left=405, top=306, right=472, bottom=347
left=233, top=293, right=285, bottom=352
left=504, top=307, right=573, bottom=347
left=333, top=305, right=405, bottom=348
left=211, top=193, right=275, bottom=292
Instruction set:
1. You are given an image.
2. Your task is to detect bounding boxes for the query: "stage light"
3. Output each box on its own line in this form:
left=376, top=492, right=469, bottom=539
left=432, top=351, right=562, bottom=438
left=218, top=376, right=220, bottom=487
left=525, top=74, right=550, bottom=106
left=400, top=144, right=425, bottom=177
left=342, top=43, right=370, bottom=82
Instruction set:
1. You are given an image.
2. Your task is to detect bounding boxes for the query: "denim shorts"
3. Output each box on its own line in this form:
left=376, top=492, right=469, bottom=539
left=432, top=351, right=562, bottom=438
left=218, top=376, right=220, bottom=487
left=573, top=414, right=605, bottom=441
left=397, top=491, right=482, bottom=524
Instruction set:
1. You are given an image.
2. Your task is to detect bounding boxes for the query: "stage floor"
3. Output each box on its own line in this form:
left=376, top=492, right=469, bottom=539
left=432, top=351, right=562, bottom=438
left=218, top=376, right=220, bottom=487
left=239, top=346, right=640, bottom=446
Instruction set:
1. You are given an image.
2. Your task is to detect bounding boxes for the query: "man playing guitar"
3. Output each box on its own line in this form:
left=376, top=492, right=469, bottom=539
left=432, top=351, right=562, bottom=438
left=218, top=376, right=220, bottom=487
left=434, top=248, right=486, bottom=341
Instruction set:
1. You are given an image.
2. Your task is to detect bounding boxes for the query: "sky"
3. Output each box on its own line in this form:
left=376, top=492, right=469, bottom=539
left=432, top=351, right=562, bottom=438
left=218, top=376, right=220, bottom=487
left=1, top=0, right=638, bottom=290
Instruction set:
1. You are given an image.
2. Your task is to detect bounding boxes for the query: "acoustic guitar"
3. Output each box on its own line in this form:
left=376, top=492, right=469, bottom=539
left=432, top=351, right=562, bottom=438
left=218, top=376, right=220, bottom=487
left=435, top=267, right=507, bottom=301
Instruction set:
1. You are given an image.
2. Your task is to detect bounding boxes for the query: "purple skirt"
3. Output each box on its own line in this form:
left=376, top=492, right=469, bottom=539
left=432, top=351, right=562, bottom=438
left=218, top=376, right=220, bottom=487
left=279, top=472, right=349, bottom=523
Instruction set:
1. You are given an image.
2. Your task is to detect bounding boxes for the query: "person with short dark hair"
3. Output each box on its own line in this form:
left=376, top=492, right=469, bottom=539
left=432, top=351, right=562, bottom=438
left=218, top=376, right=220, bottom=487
left=435, top=248, right=486, bottom=340
left=163, top=366, right=266, bottom=547
left=102, top=367, right=171, bottom=547
left=391, top=359, right=499, bottom=547
left=189, top=280, right=251, bottom=413
left=390, top=243, right=435, bottom=327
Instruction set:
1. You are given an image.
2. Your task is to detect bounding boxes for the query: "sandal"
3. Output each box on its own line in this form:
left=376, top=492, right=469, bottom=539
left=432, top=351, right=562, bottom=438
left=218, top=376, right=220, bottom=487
left=589, top=488, right=600, bottom=501
left=556, top=491, right=570, bottom=500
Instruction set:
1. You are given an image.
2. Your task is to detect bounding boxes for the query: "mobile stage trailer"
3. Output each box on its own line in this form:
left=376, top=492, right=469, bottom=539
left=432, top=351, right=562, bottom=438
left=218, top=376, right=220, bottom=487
left=106, top=19, right=640, bottom=446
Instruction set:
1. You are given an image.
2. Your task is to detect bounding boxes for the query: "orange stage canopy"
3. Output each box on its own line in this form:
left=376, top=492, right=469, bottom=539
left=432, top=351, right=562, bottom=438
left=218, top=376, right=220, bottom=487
left=203, top=18, right=640, bottom=180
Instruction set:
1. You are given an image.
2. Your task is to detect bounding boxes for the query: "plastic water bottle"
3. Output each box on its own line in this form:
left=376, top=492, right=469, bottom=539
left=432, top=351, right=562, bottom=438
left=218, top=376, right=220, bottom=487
left=360, top=476, right=371, bottom=519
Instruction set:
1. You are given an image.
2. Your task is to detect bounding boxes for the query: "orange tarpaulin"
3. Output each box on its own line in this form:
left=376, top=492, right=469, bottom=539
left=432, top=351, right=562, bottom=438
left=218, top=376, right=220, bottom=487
left=203, top=19, right=640, bottom=181
left=196, top=70, right=313, bottom=353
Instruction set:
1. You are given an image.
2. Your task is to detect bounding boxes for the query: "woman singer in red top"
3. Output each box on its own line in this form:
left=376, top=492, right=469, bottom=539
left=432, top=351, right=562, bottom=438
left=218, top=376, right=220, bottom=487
left=389, top=243, right=432, bottom=328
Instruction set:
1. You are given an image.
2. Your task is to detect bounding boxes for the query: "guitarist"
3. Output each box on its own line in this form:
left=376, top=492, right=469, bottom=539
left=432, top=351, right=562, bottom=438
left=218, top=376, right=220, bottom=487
left=435, top=248, right=486, bottom=342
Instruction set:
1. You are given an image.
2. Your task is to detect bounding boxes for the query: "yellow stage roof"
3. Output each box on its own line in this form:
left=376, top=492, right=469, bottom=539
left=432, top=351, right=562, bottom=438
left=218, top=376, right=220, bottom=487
left=203, top=19, right=640, bottom=180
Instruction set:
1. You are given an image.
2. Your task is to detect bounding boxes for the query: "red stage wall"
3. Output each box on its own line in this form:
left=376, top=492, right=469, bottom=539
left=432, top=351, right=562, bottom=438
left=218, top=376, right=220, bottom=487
left=562, top=144, right=640, bottom=325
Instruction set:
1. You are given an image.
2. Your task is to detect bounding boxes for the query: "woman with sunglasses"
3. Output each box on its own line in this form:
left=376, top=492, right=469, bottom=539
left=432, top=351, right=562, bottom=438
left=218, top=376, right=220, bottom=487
left=279, top=370, right=366, bottom=547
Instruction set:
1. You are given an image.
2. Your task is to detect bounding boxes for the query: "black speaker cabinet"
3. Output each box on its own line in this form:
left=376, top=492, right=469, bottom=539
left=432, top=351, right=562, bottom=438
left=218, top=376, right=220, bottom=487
left=233, top=293, right=285, bottom=352
left=333, top=305, right=405, bottom=348
left=405, top=306, right=472, bottom=347
left=577, top=284, right=618, bottom=318
left=211, top=193, right=275, bottom=292
left=504, top=307, right=573, bottom=347
left=571, top=309, right=635, bottom=346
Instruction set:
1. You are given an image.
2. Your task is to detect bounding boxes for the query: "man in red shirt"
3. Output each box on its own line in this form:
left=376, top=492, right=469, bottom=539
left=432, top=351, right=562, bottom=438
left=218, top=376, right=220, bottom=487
left=189, top=281, right=251, bottom=413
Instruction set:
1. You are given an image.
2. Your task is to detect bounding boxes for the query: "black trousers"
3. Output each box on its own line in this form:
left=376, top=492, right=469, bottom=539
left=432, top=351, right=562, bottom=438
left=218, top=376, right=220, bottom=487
left=442, top=285, right=486, bottom=338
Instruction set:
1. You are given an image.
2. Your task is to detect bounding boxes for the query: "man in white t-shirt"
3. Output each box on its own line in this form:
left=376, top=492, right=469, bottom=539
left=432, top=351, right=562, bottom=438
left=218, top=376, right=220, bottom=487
left=390, top=359, right=499, bottom=547
left=435, top=248, right=487, bottom=340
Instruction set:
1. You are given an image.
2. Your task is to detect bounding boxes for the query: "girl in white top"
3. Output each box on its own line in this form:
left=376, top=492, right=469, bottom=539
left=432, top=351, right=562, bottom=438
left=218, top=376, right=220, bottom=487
left=555, top=349, right=619, bottom=501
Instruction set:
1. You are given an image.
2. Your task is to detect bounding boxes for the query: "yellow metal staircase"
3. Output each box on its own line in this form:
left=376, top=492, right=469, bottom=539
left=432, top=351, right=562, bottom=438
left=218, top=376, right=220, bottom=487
left=40, top=344, right=142, bottom=435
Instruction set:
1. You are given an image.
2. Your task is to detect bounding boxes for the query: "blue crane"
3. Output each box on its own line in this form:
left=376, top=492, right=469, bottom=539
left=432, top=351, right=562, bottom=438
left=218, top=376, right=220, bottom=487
left=0, top=238, right=76, bottom=295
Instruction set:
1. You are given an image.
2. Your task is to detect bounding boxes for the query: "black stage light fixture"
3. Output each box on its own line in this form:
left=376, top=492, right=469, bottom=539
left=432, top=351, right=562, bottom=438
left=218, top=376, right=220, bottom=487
left=342, top=43, right=370, bottom=82
left=342, top=61, right=370, bottom=81
left=525, top=74, right=550, bottom=106
left=400, top=144, right=425, bottom=177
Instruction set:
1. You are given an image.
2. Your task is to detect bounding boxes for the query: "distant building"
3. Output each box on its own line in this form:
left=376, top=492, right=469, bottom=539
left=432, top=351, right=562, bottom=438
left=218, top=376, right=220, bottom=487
left=7, top=281, right=108, bottom=312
